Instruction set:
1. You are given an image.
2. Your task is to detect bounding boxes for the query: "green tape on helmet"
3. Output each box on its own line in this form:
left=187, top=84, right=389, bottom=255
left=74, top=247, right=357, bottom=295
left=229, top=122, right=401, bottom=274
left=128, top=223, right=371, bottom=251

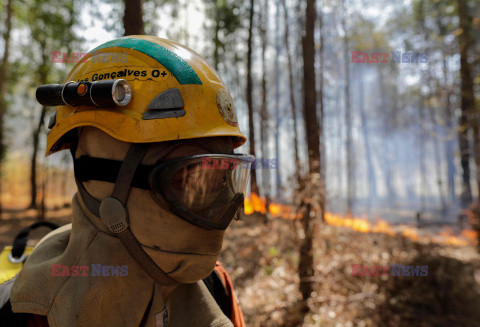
left=90, top=38, right=202, bottom=85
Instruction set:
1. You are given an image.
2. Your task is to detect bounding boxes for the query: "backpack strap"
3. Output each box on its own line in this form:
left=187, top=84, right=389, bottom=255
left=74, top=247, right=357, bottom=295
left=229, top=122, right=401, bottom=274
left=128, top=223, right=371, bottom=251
left=10, top=222, right=59, bottom=260
left=202, top=261, right=246, bottom=327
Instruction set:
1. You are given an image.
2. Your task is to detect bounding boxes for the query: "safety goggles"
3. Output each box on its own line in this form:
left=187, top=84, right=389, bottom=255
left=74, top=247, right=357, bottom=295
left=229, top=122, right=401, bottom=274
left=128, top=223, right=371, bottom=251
left=75, top=153, right=254, bottom=230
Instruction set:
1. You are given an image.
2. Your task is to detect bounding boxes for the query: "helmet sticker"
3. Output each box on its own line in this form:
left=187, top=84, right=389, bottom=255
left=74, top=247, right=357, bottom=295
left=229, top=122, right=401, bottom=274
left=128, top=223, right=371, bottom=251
left=216, top=88, right=238, bottom=127
left=75, top=67, right=170, bottom=82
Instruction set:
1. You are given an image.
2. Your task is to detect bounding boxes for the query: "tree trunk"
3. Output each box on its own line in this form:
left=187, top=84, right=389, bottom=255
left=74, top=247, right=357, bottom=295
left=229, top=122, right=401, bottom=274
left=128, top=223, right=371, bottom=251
left=418, top=95, right=427, bottom=215
left=456, top=1, right=473, bottom=207
left=274, top=0, right=281, bottom=199
left=342, top=0, right=354, bottom=216
left=421, top=15, right=447, bottom=214
left=183, top=0, right=189, bottom=46
left=299, top=0, right=321, bottom=303
left=246, top=0, right=259, bottom=196
left=259, top=0, right=270, bottom=203
left=357, top=65, right=376, bottom=217
left=435, top=16, right=456, bottom=205
left=427, top=104, right=448, bottom=213
left=335, top=65, right=343, bottom=200
left=123, top=0, right=145, bottom=36
left=29, top=104, right=47, bottom=209
left=382, top=126, right=395, bottom=205
left=431, top=108, right=445, bottom=213
left=281, top=0, right=301, bottom=185
left=378, top=68, right=395, bottom=205
left=38, top=165, right=48, bottom=221
left=213, top=1, right=220, bottom=71
left=29, top=42, right=49, bottom=209
left=302, top=0, right=321, bottom=173
left=317, top=0, right=325, bottom=222
left=458, top=118, right=473, bottom=206
left=443, top=57, right=455, bottom=203
left=0, top=0, right=14, bottom=214
left=457, top=0, right=478, bottom=205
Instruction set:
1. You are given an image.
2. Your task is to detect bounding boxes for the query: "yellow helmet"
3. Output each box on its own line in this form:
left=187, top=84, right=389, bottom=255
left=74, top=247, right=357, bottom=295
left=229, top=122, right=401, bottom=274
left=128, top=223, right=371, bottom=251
left=44, top=35, right=246, bottom=156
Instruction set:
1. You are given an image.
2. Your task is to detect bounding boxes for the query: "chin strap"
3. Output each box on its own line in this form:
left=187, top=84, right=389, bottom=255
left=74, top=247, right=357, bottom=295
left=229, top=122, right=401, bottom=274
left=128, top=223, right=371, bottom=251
left=72, top=143, right=178, bottom=286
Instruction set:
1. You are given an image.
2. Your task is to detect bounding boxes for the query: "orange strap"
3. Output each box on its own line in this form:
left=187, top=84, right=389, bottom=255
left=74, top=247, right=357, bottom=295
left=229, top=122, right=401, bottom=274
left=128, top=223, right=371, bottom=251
left=214, top=261, right=246, bottom=327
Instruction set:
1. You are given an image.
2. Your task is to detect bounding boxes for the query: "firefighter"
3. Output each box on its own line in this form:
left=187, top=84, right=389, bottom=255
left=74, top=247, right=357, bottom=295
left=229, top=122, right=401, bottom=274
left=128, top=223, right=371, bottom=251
left=0, top=36, right=251, bottom=326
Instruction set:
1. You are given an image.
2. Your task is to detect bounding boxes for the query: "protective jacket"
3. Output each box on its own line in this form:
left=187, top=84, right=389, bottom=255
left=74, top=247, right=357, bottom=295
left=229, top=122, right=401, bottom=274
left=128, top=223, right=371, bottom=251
left=0, top=195, right=246, bottom=327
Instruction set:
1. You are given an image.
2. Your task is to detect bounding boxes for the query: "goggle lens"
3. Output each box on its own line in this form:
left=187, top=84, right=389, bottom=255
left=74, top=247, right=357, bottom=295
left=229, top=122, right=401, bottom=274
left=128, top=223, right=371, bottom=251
left=150, top=155, right=254, bottom=229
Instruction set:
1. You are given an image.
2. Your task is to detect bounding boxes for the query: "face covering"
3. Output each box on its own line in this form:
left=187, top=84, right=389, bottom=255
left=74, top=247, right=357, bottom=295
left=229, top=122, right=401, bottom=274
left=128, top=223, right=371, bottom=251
left=76, top=127, right=237, bottom=283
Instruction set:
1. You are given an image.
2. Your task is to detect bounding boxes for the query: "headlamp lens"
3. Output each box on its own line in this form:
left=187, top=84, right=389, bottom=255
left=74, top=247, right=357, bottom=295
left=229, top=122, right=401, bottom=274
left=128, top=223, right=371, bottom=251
left=112, top=79, right=131, bottom=106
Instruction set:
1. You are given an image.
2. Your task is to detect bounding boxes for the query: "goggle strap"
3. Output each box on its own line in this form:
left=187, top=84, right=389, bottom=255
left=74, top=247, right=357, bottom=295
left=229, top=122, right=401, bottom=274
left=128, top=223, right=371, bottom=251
left=71, top=148, right=102, bottom=218
left=116, top=227, right=178, bottom=285
left=111, top=143, right=150, bottom=205
left=99, top=143, right=150, bottom=234
left=219, top=193, right=245, bottom=228
left=74, top=142, right=187, bottom=190
left=75, top=156, right=151, bottom=190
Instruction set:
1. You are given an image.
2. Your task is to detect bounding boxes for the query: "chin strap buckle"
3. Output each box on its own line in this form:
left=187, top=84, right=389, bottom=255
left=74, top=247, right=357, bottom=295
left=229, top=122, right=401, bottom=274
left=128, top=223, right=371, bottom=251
left=100, top=197, right=128, bottom=233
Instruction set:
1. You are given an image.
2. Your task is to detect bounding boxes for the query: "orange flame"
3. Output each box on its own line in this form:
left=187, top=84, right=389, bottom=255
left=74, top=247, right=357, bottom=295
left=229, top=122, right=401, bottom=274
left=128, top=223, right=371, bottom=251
left=244, top=196, right=254, bottom=215
left=324, top=212, right=370, bottom=233
left=400, top=225, right=420, bottom=242
left=244, top=193, right=478, bottom=247
left=371, top=219, right=395, bottom=236
left=462, top=229, right=478, bottom=242
left=251, top=193, right=266, bottom=214
left=436, top=227, right=470, bottom=246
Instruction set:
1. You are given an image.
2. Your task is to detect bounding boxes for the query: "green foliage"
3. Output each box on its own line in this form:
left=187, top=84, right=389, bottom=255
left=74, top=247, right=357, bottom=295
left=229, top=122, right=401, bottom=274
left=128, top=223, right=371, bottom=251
left=6, top=0, right=83, bottom=166
left=268, top=246, right=279, bottom=257
left=16, top=0, right=82, bottom=84
left=349, top=13, right=392, bottom=52
left=262, top=265, right=275, bottom=275
left=203, top=0, right=242, bottom=70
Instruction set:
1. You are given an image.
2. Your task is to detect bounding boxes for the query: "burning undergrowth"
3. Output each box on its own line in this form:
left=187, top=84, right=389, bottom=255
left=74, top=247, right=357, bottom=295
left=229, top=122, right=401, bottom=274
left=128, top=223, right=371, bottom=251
left=221, top=213, right=480, bottom=326
left=245, top=193, right=479, bottom=248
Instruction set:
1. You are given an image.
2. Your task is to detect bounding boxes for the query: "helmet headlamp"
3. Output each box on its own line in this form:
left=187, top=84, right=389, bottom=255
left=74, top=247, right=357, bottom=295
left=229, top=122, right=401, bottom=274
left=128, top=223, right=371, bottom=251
left=36, top=79, right=132, bottom=108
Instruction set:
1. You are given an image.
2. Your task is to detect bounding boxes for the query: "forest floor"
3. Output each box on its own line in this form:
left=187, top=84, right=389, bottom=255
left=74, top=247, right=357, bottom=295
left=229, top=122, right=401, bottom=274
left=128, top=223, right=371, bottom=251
left=222, top=215, right=480, bottom=327
left=1, top=206, right=480, bottom=327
